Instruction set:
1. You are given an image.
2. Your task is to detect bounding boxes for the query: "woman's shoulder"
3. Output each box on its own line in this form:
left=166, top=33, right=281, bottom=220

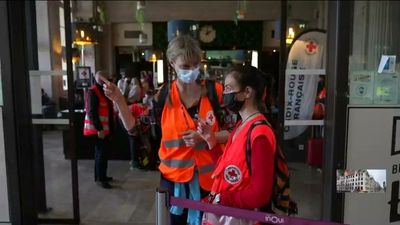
left=248, top=117, right=276, bottom=148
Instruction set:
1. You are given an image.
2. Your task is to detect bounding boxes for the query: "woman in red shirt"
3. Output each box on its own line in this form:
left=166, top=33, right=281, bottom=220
left=198, top=65, right=276, bottom=225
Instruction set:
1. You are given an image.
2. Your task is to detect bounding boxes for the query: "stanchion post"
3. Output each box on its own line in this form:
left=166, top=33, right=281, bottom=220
left=156, top=188, right=170, bottom=225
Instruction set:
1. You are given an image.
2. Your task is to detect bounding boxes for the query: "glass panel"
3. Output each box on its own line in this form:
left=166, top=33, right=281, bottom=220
left=31, top=70, right=74, bottom=220
left=0, top=57, right=10, bottom=222
left=349, top=1, right=400, bottom=105
left=283, top=0, right=328, bottom=220
left=33, top=0, right=74, bottom=219
left=345, top=2, right=400, bottom=225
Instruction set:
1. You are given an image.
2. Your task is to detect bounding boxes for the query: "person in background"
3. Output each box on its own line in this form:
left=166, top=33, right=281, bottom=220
left=140, top=70, right=154, bottom=95
left=116, top=62, right=144, bottom=170
left=83, top=70, right=114, bottom=189
left=110, top=73, right=119, bottom=85
left=102, top=35, right=229, bottom=225
left=199, top=65, right=276, bottom=225
left=140, top=70, right=155, bottom=110
left=117, top=62, right=143, bottom=104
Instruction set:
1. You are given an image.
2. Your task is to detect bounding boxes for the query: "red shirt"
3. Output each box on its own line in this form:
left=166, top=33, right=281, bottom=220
left=129, top=103, right=149, bottom=117
left=212, top=115, right=276, bottom=209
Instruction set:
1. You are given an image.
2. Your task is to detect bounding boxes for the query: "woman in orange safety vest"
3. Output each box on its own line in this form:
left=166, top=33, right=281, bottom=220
left=199, top=65, right=276, bottom=225
left=101, top=35, right=229, bottom=225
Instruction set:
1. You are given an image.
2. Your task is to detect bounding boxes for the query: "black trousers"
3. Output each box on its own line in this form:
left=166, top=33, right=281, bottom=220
left=90, top=135, right=110, bottom=182
left=128, top=135, right=141, bottom=167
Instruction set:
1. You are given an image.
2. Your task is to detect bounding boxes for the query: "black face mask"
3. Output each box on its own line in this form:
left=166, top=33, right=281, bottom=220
left=223, top=92, right=245, bottom=113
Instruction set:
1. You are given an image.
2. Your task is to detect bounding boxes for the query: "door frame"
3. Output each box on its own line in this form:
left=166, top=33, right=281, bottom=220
left=322, top=0, right=352, bottom=222
left=0, top=1, right=80, bottom=224
left=0, top=1, right=37, bottom=224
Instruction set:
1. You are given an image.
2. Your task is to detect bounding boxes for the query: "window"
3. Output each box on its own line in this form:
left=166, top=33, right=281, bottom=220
left=349, top=1, right=400, bottom=106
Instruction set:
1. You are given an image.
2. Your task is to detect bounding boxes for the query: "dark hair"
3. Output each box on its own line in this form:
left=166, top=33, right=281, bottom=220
left=226, top=65, right=268, bottom=113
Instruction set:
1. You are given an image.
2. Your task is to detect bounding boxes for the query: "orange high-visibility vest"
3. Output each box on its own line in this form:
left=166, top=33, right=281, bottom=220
left=158, top=81, right=223, bottom=191
left=83, top=85, right=110, bottom=136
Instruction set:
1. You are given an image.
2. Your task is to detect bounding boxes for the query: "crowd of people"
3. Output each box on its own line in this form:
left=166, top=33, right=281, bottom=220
left=84, top=34, right=276, bottom=225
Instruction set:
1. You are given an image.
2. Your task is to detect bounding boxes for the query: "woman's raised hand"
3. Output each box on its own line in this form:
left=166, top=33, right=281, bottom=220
left=197, top=119, right=217, bottom=149
left=100, top=76, right=123, bottom=102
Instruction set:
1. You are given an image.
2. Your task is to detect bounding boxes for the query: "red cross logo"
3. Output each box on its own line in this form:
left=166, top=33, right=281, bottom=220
left=224, top=165, right=241, bottom=184
left=206, top=111, right=216, bottom=126
left=208, top=114, right=214, bottom=122
left=228, top=169, right=238, bottom=178
left=305, top=41, right=317, bottom=54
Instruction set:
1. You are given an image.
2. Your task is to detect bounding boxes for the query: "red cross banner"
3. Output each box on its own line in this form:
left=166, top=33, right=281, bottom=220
left=284, top=30, right=326, bottom=140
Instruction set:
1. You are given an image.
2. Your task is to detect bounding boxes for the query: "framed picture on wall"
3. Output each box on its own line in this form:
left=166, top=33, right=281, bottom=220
left=76, top=66, right=92, bottom=89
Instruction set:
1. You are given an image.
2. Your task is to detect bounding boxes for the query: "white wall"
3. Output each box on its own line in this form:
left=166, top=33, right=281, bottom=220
left=0, top=108, right=10, bottom=222
left=36, top=1, right=53, bottom=99
left=345, top=107, right=400, bottom=225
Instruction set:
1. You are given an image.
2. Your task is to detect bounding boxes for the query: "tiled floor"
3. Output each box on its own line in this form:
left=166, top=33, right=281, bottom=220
left=39, top=130, right=323, bottom=225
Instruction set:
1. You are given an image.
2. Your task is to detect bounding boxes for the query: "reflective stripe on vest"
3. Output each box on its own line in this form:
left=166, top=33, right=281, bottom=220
left=160, top=159, right=214, bottom=173
left=83, top=85, right=111, bottom=136
left=83, top=124, right=110, bottom=131
left=160, top=159, right=195, bottom=168
left=84, top=115, right=109, bottom=122
left=164, top=139, right=207, bottom=151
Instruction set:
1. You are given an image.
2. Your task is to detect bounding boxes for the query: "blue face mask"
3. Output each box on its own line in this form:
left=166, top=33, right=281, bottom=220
left=177, top=67, right=200, bottom=84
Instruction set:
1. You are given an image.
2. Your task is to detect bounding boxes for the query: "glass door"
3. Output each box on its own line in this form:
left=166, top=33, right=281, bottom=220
left=29, top=0, right=79, bottom=224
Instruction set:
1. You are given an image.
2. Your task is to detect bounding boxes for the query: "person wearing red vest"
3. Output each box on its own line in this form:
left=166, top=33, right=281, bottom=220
left=101, top=35, right=230, bottom=225
left=84, top=70, right=114, bottom=189
left=199, top=65, right=276, bottom=225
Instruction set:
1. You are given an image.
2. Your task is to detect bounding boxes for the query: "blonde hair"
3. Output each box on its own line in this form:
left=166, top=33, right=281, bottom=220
left=166, top=35, right=202, bottom=64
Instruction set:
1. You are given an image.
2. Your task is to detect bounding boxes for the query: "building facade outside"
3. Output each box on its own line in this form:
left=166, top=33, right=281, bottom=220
left=337, top=169, right=385, bottom=193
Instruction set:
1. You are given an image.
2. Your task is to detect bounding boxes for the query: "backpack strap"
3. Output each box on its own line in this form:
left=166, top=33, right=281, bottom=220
left=155, top=81, right=171, bottom=111
left=245, top=120, right=270, bottom=175
left=245, top=121, right=298, bottom=215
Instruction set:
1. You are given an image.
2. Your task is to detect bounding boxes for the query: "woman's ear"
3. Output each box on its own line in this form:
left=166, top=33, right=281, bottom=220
left=244, top=86, right=253, bottom=99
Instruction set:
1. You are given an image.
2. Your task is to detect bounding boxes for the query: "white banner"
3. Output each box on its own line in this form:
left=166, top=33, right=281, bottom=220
left=284, top=30, right=326, bottom=140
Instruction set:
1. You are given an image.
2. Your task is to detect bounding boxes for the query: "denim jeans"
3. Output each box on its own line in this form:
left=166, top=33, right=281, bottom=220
left=160, top=175, right=209, bottom=225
